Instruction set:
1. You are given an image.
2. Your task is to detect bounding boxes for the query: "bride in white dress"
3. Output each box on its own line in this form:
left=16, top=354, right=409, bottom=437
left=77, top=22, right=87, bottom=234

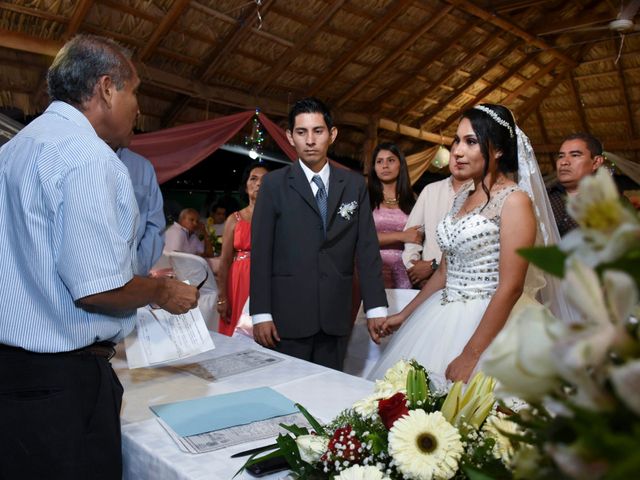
left=368, top=104, right=542, bottom=383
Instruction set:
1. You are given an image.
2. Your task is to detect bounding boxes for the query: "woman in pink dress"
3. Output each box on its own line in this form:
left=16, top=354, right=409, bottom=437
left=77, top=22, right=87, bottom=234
left=368, top=143, right=421, bottom=288
left=216, top=162, right=268, bottom=336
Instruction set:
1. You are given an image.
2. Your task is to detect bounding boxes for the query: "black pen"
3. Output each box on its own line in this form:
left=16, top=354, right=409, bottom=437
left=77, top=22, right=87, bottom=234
left=230, top=445, right=277, bottom=458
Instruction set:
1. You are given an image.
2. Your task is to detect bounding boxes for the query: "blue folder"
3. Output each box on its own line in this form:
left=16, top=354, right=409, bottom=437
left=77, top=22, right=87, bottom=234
left=150, top=387, right=298, bottom=437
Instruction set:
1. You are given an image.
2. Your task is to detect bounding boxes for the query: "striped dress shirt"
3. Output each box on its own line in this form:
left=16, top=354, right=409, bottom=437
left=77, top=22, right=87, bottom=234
left=0, top=101, right=139, bottom=352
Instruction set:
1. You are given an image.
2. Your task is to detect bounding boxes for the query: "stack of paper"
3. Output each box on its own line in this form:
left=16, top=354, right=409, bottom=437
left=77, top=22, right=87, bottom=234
left=125, top=306, right=215, bottom=369
left=150, top=387, right=308, bottom=453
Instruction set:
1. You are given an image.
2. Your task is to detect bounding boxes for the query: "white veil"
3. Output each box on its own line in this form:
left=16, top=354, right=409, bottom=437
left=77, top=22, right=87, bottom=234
left=514, top=126, right=577, bottom=322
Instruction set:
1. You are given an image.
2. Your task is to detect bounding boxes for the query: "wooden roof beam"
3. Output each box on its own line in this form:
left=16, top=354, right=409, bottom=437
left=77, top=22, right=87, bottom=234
left=516, top=69, right=571, bottom=123
left=415, top=40, right=522, bottom=126
left=568, top=71, right=589, bottom=132
left=307, top=0, right=415, bottom=96
left=615, top=59, right=637, bottom=138
left=368, top=17, right=477, bottom=113
left=500, top=58, right=561, bottom=104
left=397, top=32, right=497, bottom=121
left=199, top=0, right=275, bottom=82
left=445, top=0, right=577, bottom=67
left=378, top=118, right=454, bottom=145
left=253, top=0, right=347, bottom=96
left=334, top=5, right=454, bottom=108
left=137, top=0, right=190, bottom=61
left=435, top=50, right=539, bottom=132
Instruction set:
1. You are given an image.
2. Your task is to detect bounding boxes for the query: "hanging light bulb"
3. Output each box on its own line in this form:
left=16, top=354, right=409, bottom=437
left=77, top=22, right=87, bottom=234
left=248, top=148, right=259, bottom=160
left=432, top=145, right=450, bottom=169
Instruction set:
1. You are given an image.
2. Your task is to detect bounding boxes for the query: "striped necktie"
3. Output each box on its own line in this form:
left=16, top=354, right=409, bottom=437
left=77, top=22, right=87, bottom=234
left=312, top=175, right=328, bottom=232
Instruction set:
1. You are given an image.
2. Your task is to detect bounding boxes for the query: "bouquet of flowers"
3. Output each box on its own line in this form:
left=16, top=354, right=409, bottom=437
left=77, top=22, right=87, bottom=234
left=240, top=361, right=518, bottom=479
left=481, top=169, right=640, bottom=479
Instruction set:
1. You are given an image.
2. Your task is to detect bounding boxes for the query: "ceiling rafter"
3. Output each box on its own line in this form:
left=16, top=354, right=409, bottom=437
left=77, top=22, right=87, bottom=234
left=160, top=0, right=275, bottom=127
left=367, top=17, right=477, bottom=115
left=137, top=0, right=190, bottom=61
left=445, top=0, right=577, bottom=67
left=500, top=58, right=561, bottom=104
left=568, top=71, right=590, bottom=132
left=307, top=0, right=416, bottom=97
left=533, top=11, right=613, bottom=36
left=615, top=59, right=637, bottom=139
left=434, top=50, right=539, bottom=132
left=253, top=0, right=347, bottom=96
left=517, top=69, right=572, bottom=123
left=199, top=0, right=275, bottom=83
left=334, top=5, right=454, bottom=109
left=397, top=31, right=498, bottom=121
left=190, top=1, right=293, bottom=48
left=415, top=40, right=523, bottom=127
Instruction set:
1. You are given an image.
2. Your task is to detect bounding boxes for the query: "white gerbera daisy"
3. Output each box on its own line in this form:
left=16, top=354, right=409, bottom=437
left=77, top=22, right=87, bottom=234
left=482, top=413, right=519, bottom=463
left=388, top=410, right=463, bottom=480
left=334, top=464, right=390, bottom=480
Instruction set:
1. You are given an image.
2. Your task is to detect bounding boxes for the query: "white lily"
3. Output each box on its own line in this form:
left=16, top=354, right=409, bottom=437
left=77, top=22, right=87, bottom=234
left=610, top=360, right=640, bottom=416
left=567, top=168, right=636, bottom=232
left=481, top=304, right=564, bottom=402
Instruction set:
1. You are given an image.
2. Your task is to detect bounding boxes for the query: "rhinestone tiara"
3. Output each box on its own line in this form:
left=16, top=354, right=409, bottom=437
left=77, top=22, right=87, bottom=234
left=473, top=105, right=514, bottom=138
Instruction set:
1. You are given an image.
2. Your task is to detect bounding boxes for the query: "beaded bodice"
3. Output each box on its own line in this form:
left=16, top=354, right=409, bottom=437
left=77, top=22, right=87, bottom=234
left=436, top=183, right=520, bottom=304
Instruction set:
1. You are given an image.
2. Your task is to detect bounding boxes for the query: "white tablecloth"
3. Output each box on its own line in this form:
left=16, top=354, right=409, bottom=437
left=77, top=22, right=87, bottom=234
left=115, top=333, right=373, bottom=480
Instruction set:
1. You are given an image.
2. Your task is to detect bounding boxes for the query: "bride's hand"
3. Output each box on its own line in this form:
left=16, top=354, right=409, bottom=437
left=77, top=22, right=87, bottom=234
left=445, top=351, right=480, bottom=383
left=381, top=313, right=405, bottom=336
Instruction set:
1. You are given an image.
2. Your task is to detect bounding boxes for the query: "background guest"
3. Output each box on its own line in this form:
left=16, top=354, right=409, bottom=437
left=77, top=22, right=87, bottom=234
left=368, top=142, right=420, bottom=289
left=117, top=147, right=165, bottom=275
left=207, top=202, right=227, bottom=239
left=164, top=207, right=213, bottom=257
left=216, top=161, right=268, bottom=336
left=402, top=163, right=466, bottom=288
left=547, top=132, right=604, bottom=236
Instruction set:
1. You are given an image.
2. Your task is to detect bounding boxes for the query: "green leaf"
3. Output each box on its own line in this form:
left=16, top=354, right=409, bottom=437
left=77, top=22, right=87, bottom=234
left=281, top=423, right=309, bottom=437
left=518, top=246, right=567, bottom=278
left=461, top=465, right=500, bottom=480
left=598, top=246, right=640, bottom=287
left=295, top=403, right=326, bottom=436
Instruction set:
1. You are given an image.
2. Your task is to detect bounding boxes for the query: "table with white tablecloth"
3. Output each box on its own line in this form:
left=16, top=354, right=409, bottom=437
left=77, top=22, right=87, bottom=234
left=115, top=332, right=373, bottom=480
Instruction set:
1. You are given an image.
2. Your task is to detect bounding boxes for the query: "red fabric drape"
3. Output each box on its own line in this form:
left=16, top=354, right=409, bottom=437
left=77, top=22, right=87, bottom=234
left=129, top=110, right=254, bottom=184
left=258, top=113, right=297, bottom=161
left=129, top=110, right=349, bottom=183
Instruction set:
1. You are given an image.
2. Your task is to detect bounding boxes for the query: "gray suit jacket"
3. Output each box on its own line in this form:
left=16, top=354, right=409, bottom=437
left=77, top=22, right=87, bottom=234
left=250, top=161, right=386, bottom=338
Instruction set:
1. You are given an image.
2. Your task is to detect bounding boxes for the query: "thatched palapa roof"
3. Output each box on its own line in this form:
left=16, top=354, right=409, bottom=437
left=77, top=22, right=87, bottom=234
left=0, top=0, right=639, bottom=172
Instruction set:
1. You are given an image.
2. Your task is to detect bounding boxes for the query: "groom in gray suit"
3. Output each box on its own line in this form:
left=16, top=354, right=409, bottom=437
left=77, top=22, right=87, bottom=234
left=250, top=98, right=387, bottom=370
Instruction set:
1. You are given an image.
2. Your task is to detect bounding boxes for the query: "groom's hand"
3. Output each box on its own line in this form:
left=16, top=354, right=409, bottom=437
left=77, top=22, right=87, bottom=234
left=367, top=317, right=385, bottom=345
left=254, top=321, right=281, bottom=348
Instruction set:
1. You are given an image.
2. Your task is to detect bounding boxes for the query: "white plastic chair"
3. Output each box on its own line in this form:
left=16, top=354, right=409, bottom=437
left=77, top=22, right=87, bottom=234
left=165, top=251, right=219, bottom=331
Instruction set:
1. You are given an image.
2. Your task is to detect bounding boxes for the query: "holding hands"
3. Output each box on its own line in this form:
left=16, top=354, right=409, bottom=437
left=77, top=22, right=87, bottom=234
left=367, top=313, right=407, bottom=342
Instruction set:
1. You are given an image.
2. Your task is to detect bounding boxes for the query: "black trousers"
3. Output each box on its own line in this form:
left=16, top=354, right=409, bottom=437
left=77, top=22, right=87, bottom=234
left=275, top=331, right=349, bottom=370
left=0, top=346, right=123, bottom=480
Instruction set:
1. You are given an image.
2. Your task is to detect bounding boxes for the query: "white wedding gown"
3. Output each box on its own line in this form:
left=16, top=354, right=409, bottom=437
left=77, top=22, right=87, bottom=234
left=368, top=184, right=538, bottom=380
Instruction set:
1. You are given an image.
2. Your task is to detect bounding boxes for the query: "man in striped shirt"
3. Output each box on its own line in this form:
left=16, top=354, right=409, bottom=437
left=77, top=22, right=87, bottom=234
left=0, top=35, right=198, bottom=479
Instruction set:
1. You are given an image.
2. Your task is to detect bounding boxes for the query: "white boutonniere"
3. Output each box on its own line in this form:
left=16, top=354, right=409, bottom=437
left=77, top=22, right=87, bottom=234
left=338, top=201, right=358, bottom=220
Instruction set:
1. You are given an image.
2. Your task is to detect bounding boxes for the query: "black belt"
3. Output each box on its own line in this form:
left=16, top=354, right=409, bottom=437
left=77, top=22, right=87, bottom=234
left=0, top=341, right=116, bottom=361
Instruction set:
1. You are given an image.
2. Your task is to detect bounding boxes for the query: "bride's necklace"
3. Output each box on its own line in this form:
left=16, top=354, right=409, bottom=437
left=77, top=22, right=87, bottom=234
left=383, top=196, right=399, bottom=205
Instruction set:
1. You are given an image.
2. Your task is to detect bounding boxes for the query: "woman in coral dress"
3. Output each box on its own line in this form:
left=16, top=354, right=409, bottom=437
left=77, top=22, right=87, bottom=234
left=217, top=162, right=268, bottom=336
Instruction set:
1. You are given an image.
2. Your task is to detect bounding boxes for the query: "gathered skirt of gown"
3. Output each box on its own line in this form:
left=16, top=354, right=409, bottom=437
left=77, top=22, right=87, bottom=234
left=368, top=184, right=541, bottom=382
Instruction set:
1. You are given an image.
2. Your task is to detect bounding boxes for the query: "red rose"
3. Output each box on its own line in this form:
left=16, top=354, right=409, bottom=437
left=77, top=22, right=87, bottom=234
left=378, top=392, right=409, bottom=429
